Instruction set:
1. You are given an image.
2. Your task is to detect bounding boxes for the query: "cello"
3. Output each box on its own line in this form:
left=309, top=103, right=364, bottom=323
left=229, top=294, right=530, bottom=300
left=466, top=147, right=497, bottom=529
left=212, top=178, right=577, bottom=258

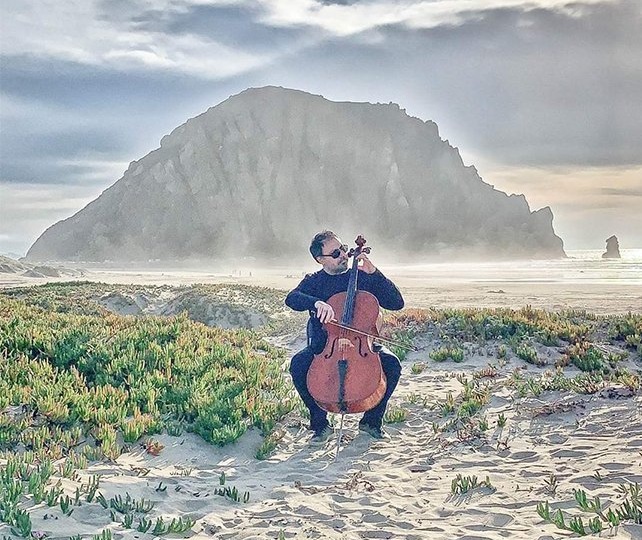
left=306, top=235, right=387, bottom=414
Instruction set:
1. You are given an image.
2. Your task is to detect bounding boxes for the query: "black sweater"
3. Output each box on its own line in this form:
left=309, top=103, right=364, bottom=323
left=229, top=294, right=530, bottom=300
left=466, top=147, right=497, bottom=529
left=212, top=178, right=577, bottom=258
left=285, top=268, right=404, bottom=351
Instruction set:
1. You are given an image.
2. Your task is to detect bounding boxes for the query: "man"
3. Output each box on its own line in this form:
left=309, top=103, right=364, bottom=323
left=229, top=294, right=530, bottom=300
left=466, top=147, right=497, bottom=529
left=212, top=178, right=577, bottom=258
left=285, top=230, right=404, bottom=442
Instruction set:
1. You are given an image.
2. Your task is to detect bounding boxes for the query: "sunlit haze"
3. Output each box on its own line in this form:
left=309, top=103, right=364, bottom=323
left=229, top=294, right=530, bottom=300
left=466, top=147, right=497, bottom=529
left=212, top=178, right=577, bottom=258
left=1, top=0, right=641, bottom=256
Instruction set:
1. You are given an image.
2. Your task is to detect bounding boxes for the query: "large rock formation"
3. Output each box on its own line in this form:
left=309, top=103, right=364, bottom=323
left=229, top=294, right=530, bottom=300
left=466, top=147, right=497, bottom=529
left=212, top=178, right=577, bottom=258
left=26, top=86, right=565, bottom=262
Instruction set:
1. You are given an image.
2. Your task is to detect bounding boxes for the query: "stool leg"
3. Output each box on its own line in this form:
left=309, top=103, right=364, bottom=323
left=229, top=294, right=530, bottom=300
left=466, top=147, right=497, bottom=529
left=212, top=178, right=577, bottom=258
left=334, top=413, right=345, bottom=460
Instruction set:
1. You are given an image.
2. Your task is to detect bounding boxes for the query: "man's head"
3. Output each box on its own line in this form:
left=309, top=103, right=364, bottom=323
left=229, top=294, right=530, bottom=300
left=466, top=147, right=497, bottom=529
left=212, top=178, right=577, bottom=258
left=310, top=230, right=349, bottom=275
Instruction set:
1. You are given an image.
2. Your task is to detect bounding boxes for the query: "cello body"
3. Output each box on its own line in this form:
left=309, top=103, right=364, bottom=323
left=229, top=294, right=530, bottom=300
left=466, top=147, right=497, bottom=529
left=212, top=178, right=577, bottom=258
left=306, top=237, right=387, bottom=414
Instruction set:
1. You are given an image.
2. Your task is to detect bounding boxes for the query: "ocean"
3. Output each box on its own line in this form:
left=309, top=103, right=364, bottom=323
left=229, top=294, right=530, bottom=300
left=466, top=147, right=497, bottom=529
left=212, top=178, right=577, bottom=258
left=385, top=249, right=642, bottom=287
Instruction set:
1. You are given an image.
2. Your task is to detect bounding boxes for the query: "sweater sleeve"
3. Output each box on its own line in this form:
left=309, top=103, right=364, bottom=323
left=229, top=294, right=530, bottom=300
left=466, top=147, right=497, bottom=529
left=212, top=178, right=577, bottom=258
left=362, top=269, right=404, bottom=310
left=285, top=274, right=321, bottom=312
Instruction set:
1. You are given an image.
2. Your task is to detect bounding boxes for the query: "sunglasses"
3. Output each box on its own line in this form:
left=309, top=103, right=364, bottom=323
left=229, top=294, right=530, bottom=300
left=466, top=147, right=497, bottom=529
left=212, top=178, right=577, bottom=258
left=319, top=244, right=349, bottom=259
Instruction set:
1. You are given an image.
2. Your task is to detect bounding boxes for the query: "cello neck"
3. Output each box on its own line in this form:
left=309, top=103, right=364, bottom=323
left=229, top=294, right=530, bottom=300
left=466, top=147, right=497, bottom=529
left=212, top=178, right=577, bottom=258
left=340, top=248, right=360, bottom=326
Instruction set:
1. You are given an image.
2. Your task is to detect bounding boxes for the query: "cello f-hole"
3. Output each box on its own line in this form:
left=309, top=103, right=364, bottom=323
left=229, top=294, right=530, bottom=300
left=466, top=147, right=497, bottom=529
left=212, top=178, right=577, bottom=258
left=356, top=336, right=368, bottom=358
left=324, top=338, right=338, bottom=359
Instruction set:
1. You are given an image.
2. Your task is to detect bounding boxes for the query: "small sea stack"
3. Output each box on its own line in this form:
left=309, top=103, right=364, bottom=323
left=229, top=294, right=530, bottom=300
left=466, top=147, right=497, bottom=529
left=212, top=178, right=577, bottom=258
left=602, top=235, right=621, bottom=258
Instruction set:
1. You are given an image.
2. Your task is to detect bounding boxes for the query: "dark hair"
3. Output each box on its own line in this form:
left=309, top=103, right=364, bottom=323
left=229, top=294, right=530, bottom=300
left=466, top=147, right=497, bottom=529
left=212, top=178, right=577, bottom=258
left=309, top=230, right=338, bottom=259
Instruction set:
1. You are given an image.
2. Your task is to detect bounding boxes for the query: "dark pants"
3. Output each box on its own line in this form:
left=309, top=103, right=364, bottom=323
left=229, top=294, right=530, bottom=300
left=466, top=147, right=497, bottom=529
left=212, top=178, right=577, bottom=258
left=289, top=346, right=402, bottom=432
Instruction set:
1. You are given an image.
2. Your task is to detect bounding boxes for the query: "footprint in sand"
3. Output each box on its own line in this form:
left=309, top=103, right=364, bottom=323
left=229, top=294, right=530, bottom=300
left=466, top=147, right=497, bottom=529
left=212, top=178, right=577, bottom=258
left=361, top=511, right=388, bottom=524
left=550, top=449, right=584, bottom=458
left=485, top=512, right=513, bottom=527
left=600, top=462, right=635, bottom=471
left=508, top=450, right=538, bottom=462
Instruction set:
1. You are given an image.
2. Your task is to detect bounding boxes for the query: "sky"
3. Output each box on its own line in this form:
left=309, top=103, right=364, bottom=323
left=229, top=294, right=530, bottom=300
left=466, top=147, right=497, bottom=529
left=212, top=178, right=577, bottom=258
left=1, top=0, right=641, bottom=257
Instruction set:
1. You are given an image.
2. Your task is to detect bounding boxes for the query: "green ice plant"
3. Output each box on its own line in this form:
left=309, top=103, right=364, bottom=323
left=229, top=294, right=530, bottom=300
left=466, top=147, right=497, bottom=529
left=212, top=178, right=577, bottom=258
left=574, top=488, right=602, bottom=512
left=137, top=516, right=153, bottom=532
left=214, top=485, right=251, bottom=503
left=27, top=472, right=47, bottom=504
left=255, top=430, right=285, bottom=460
left=59, top=494, right=73, bottom=516
left=0, top=478, right=23, bottom=523
left=109, top=492, right=155, bottom=514
left=0, top=293, right=295, bottom=459
left=411, top=362, right=426, bottom=374
left=439, top=392, right=456, bottom=416
left=122, top=512, right=135, bottom=528
left=383, top=406, right=408, bottom=424
left=451, top=474, right=494, bottom=494
left=430, top=346, right=464, bottom=363
left=537, top=482, right=642, bottom=535
left=9, top=509, right=31, bottom=538
left=45, top=481, right=63, bottom=506
left=83, top=474, right=100, bottom=502
left=166, top=516, right=196, bottom=533
left=91, top=530, right=112, bottom=540
left=514, top=344, right=542, bottom=366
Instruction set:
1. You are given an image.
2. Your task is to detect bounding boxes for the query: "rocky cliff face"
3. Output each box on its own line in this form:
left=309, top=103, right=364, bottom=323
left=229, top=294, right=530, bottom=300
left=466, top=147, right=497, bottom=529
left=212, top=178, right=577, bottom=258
left=26, top=86, right=565, bottom=262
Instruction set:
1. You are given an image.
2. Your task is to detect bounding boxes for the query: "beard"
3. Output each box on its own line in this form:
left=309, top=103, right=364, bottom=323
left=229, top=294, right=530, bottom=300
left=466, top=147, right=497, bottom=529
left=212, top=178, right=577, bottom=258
left=327, top=259, right=349, bottom=275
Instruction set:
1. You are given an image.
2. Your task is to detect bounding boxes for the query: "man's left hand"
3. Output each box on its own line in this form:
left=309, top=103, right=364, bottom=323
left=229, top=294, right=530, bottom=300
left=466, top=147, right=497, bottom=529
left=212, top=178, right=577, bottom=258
left=356, top=253, right=376, bottom=274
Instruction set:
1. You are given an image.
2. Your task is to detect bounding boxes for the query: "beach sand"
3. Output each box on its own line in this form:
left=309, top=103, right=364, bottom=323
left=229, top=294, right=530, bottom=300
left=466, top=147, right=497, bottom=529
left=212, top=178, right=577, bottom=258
left=1, top=265, right=641, bottom=539
left=1, top=263, right=641, bottom=315
left=2, top=334, right=641, bottom=539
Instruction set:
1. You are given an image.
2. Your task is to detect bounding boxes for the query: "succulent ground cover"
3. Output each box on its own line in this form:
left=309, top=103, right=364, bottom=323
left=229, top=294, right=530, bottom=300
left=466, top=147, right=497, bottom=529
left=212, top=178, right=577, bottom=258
left=383, top=306, right=642, bottom=365
left=385, top=306, right=641, bottom=536
left=1, top=284, right=640, bottom=538
left=0, top=291, right=296, bottom=537
left=1, top=281, right=307, bottom=335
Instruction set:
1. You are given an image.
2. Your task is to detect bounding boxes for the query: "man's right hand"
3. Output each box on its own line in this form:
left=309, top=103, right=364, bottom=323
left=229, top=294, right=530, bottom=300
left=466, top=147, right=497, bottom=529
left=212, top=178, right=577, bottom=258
left=314, top=301, right=336, bottom=324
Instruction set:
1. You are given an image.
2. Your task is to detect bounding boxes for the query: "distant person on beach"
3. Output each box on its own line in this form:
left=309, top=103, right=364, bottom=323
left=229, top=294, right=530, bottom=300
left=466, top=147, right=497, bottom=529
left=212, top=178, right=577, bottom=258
left=285, top=230, right=405, bottom=442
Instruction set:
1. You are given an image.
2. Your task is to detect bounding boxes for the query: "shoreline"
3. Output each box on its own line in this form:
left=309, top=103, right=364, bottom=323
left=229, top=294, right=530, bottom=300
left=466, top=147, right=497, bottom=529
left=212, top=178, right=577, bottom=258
left=1, top=269, right=640, bottom=315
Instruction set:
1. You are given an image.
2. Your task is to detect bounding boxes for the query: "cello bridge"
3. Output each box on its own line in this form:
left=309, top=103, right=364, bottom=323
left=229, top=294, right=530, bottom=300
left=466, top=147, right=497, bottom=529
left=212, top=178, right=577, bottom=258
left=337, top=338, right=354, bottom=349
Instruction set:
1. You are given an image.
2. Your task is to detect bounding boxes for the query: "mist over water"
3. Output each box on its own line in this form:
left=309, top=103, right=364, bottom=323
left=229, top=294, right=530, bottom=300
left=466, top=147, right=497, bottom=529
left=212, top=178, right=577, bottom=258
left=2, top=248, right=640, bottom=314
left=384, top=249, right=642, bottom=286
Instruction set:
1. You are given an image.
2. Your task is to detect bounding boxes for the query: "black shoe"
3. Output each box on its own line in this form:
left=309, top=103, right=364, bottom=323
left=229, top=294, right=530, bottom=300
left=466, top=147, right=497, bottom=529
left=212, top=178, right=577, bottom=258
left=311, top=425, right=333, bottom=443
left=358, top=421, right=389, bottom=440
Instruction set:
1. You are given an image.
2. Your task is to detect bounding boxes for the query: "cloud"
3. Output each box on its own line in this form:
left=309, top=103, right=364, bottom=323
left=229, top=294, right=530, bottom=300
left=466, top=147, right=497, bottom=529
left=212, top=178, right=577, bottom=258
left=0, top=182, right=106, bottom=255
left=2, top=0, right=624, bottom=77
left=1, top=0, right=273, bottom=79
left=131, top=2, right=314, bottom=53
left=259, top=0, right=642, bottom=167
left=600, top=187, right=642, bottom=197
left=255, top=0, right=613, bottom=36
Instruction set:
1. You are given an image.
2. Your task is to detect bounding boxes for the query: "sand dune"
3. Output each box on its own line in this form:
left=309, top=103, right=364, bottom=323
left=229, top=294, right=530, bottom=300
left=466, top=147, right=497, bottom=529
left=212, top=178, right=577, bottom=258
left=2, top=260, right=641, bottom=538
left=5, top=339, right=640, bottom=539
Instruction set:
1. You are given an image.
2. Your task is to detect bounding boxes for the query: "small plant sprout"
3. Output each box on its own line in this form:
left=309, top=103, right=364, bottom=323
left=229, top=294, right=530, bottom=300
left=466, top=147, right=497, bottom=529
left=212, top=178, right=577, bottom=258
left=450, top=474, right=494, bottom=495
left=411, top=362, right=426, bottom=374
left=543, top=474, right=559, bottom=495
left=144, top=439, right=164, bottom=456
left=383, top=406, right=408, bottom=424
